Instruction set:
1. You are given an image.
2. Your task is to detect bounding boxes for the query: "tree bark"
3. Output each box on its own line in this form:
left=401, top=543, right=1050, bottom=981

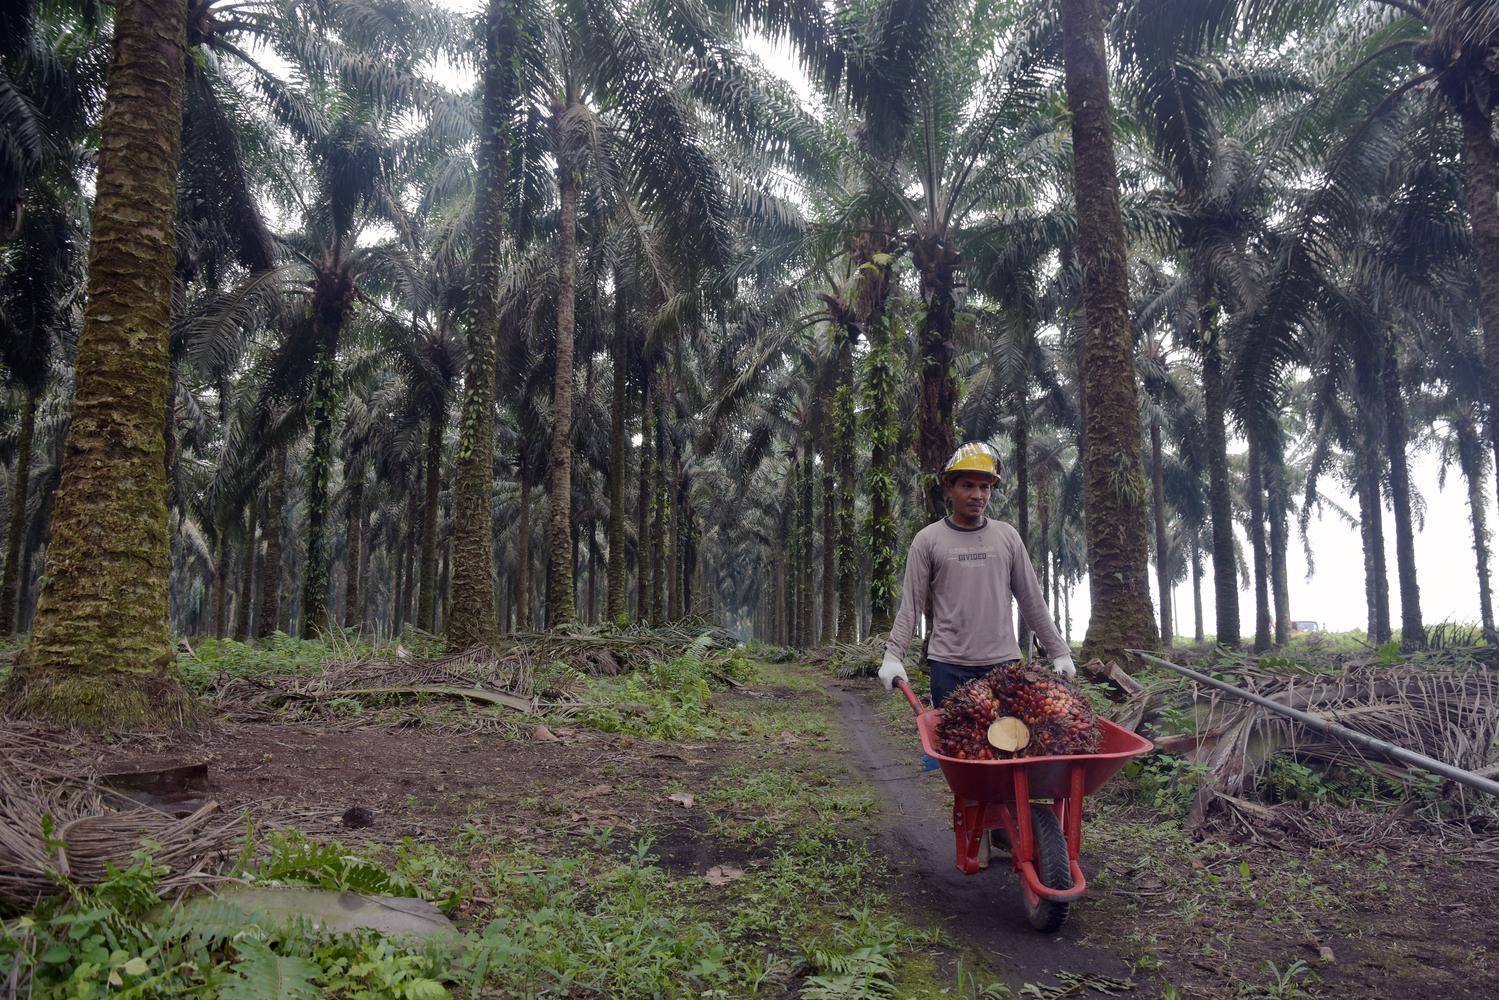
left=670, top=443, right=684, bottom=621
left=1381, top=330, right=1424, bottom=650
left=1247, top=433, right=1271, bottom=652
left=259, top=448, right=286, bottom=638
left=833, top=332, right=858, bottom=641
left=636, top=365, right=653, bottom=621
left=418, top=405, right=442, bottom=632
left=1202, top=322, right=1239, bottom=648
left=912, top=234, right=961, bottom=521
left=607, top=270, right=628, bottom=624
left=301, top=346, right=339, bottom=637
left=447, top=0, right=510, bottom=649
left=819, top=393, right=837, bottom=644
left=343, top=473, right=362, bottom=630
left=1358, top=459, right=1392, bottom=644
left=800, top=433, right=816, bottom=646
left=546, top=105, right=580, bottom=628
left=211, top=533, right=228, bottom=638
left=863, top=296, right=901, bottom=634
left=1454, top=411, right=1496, bottom=638
left=8, top=0, right=193, bottom=728
left=516, top=459, right=531, bottom=632
left=1060, top=0, right=1159, bottom=664
left=237, top=499, right=258, bottom=640
left=1457, top=98, right=1499, bottom=533
left=1149, top=415, right=1173, bottom=646
left=1, top=391, right=37, bottom=635
left=1266, top=436, right=1291, bottom=647
left=1190, top=533, right=1204, bottom=643
left=650, top=378, right=668, bottom=623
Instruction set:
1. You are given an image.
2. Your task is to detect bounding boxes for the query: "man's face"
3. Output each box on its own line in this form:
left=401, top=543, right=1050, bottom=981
left=944, top=473, right=995, bottom=522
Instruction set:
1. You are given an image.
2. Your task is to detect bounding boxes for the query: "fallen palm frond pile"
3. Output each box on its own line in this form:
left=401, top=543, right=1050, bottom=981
left=0, top=762, right=239, bottom=909
left=207, top=623, right=741, bottom=722
left=1127, top=661, right=1499, bottom=832
left=804, top=637, right=886, bottom=678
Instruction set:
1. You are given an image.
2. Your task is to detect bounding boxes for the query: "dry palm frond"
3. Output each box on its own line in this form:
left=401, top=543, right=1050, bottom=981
left=0, top=764, right=239, bottom=909
left=1130, top=662, right=1499, bottom=831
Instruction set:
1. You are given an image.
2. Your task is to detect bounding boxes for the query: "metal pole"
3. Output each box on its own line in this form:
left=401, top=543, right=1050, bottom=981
left=1128, top=649, right=1499, bottom=800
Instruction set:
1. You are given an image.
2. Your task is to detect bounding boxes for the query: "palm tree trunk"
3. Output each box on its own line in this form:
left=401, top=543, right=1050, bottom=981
left=607, top=271, right=628, bottom=624
left=1454, top=411, right=1496, bottom=638
left=819, top=396, right=837, bottom=644
left=650, top=379, right=668, bottom=623
left=864, top=308, right=901, bottom=634
left=1149, top=415, right=1173, bottom=646
left=913, top=236, right=961, bottom=521
left=1190, top=533, right=1204, bottom=643
left=516, top=460, right=531, bottom=632
left=418, top=407, right=442, bottom=632
left=212, top=534, right=228, bottom=638
left=9, top=0, right=194, bottom=729
left=1381, top=330, right=1424, bottom=651
left=1247, top=433, right=1271, bottom=652
left=1202, top=323, right=1239, bottom=648
left=636, top=364, right=653, bottom=621
left=1, top=390, right=37, bottom=636
left=587, top=517, right=598, bottom=623
left=800, top=434, right=816, bottom=646
left=833, top=337, right=858, bottom=641
left=343, top=474, right=362, bottom=630
left=237, top=500, right=258, bottom=640
left=670, top=444, right=684, bottom=621
left=546, top=112, right=580, bottom=629
left=259, top=449, right=286, bottom=638
left=1457, top=98, right=1499, bottom=527
left=301, top=347, right=338, bottom=637
left=1358, top=459, right=1392, bottom=644
left=447, top=0, right=511, bottom=649
left=1060, top=0, right=1159, bottom=663
left=1266, top=437, right=1291, bottom=647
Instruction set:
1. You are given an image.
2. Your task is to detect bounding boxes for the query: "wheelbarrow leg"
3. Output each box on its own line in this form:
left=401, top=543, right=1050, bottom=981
left=952, top=798, right=986, bottom=875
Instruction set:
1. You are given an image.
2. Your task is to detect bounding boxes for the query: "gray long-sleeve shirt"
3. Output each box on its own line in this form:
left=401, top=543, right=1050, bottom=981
left=884, top=517, right=1069, bottom=666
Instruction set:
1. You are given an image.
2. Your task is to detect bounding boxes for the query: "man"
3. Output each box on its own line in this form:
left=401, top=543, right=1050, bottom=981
left=878, top=442, right=1074, bottom=705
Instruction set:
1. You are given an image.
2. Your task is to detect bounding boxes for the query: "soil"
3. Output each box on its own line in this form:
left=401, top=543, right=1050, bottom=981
left=7, top=659, right=1498, bottom=999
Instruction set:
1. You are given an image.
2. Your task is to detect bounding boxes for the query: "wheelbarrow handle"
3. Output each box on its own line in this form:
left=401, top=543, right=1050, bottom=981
left=895, top=678, right=924, bottom=716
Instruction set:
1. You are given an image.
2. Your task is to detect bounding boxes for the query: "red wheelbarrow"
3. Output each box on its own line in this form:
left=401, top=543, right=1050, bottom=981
left=895, top=679, right=1152, bottom=932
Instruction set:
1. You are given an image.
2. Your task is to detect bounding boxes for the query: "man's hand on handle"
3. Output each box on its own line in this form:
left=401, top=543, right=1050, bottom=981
left=1052, top=654, right=1076, bottom=678
left=878, top=652, right=909, bottom=690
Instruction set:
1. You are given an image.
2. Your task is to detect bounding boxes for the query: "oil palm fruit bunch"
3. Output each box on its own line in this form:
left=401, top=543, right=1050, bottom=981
left=935, top=676, right=1002, bottom=760
left=937, top=664, right=1100, bottom=759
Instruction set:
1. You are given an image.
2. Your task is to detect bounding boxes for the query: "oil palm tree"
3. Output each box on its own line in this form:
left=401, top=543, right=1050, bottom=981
left=7, top=0, right=196, bottom=728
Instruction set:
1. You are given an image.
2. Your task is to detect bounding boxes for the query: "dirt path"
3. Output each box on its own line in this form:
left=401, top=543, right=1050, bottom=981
left=829, top=678, right=1137, bottom=990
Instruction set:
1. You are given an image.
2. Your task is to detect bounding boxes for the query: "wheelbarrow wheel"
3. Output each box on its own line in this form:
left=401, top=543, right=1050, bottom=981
left=1022, top=807, right=1072, bottom=933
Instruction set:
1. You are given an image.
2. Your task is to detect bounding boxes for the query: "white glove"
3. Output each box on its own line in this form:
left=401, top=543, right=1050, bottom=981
left=878, top=652, right=909, bottom=690
left=1052, top=654, right=1076, bottom=678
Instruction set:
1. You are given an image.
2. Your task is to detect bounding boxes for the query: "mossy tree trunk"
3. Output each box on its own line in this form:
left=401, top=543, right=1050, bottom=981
left=1458, top=97, right=1499, bottom=530
left=669, top=442, right=683, bottom=621
left=300, top=342, right=340, bottom=637
left=1266, top=433, right=1291, bottom=647
left=237, top=500, right=258, bottom=640
left=861, top=259, right=901, bottom=634
left=1014, top=408, right=1031, bottom=656
left=1357, top=456, right=1392, bottom=644
left=911, top=234, right=960, bottom=522
left=447, top=0, right=511, bottom=649
left=258, top=448, right=286, bottom=638
left=832, top=334, right=858, bottom=641
left=1190, top=533, right=1204, bottom=643
left=516, top=459, right=531, bottom=632
left=546, top=98, right=581, bottom=629
left=636, top=363, right=653, bottom=622
left=7, top=0, right=193, bottom=729
left=799, top=432, right=815, bottom=647
left=343, top=472, right=363, bottom=630
left=418, top=404, right=443, bottom=632
left=1060, top=0, right=1159, bottom=664
left=606, top=270, right=629, bottom=624
left=1, top=390, right=37, bottom=636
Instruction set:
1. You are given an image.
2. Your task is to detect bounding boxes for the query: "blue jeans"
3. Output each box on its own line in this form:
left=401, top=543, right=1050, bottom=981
left=928, top=658, right=1019, bottom=709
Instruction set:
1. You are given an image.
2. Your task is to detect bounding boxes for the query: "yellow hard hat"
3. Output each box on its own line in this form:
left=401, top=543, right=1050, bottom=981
left=942, top=442, right=1001, bottom=481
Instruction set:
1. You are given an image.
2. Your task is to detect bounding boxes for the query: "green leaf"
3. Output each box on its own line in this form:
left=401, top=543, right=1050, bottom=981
left=221, top=940, right=320, bottom=1000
